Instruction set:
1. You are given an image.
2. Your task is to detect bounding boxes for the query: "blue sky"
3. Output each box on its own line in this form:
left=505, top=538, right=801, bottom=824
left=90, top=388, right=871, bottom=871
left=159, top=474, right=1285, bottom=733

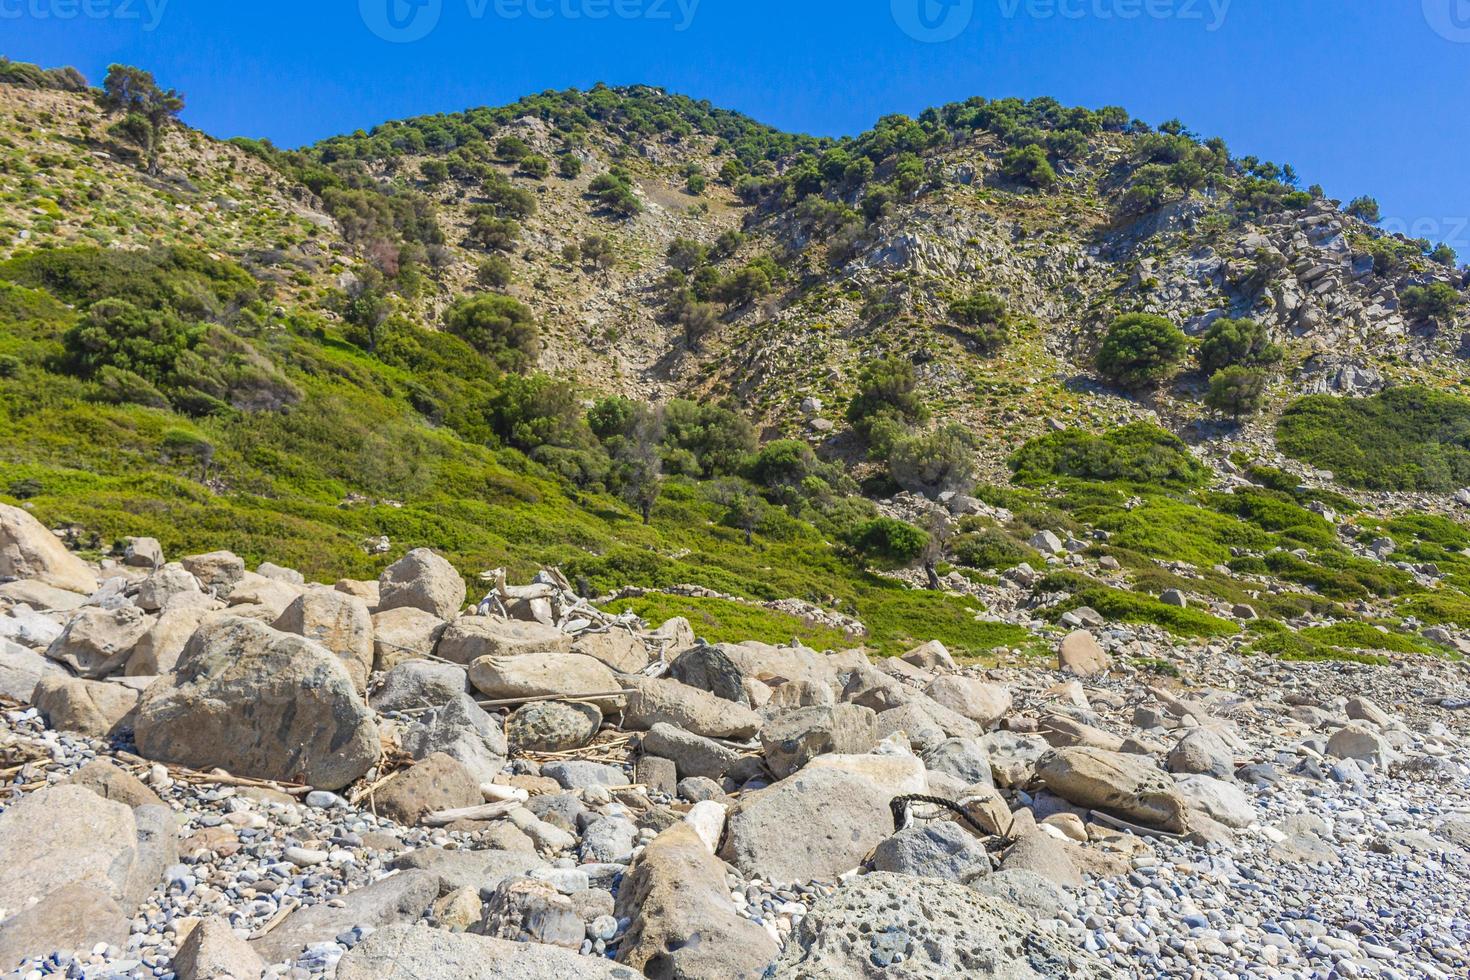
left=7, top=1, right=1469, bottom=250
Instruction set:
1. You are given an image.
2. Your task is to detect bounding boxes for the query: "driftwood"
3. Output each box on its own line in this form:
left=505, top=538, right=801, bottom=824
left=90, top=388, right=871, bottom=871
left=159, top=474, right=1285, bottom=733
left=420, top=800, right=523, bottom=827
left=1088, top=808, right=1189, bottom=841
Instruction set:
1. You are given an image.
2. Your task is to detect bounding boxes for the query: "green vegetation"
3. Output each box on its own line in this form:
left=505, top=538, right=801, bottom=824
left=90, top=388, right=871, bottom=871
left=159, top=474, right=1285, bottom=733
left=948, top=291, right=1011, bottom=353
left=1043, top=580, right=1239, bottom=638
left=601, top=594, right=854, bottom=650
left=1011, top=423, right=1210, bottom=488
left=1248, top=621, right=1432, bottom=664
left=1277, top=386, right=1470, bottom=492
left=1096, top=314, right=1188, bottom=389
left=1197, top=317, right=1281, bottom=374
left=1206, top=366, right=1269, bottom=419
left=1400, top=282, right=1463, bottom=322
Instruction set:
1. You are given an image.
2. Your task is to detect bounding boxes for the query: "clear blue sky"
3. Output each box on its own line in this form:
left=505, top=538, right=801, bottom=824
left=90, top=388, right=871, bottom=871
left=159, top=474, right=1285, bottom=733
left=7, top=1, right=1469, bottom=249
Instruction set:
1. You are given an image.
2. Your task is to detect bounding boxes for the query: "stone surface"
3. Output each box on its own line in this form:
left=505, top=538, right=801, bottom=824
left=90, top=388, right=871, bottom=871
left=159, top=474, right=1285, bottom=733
left=250, top=870, right=440, bottom=965
left=618, top=823, right=777, bottom=979
left=640, top=722, right=741, bottom=781
left=0, top=883, right=129, bottom=973
left=64, top=759, right=165, bottom=809
left=371, top=659, right=468, bottom=713
left=0, top=639, right=65, bottom=702
left=134, top=616, right=380, bottom=791
left=274, top=588, right=375, bottom=693
left=720, top=755, right=926, bottom=881
left=135, top=564, right=202, bottom=612
left=370, top=606, right=448, bottom=673
left=173, top=917, right=267, bottom=980
left=902, top=639, right=956, bottom=670
left=772, top=872, right=1115, bottom=978
left=571, top=630, right=650, bottom=673
left=125, top=593, right=218, bottom=677
left=400, top=693, right=508, bottom=783
left=468, top=653, right=619, bottom=708
left=623, top=676, right=763, bottom=739
left=479, top=876, right=584, bottom=949
left=1166, top=727, right=1235, bottom=779
left=335, top=924, right=643, bottom=979
left=45, top=604, right=153, bottom=679
left=923, top=737, right=996, bottom=787
left=669, top=645, right=749, bottom=705
left=1037, top=748, right=1188, bottom=833
left=0, top=503, right=98, bottom=594
left=179, top=551, right=245, bottom=593
left=1058, top=630, right=1111, bottom=677
left=506, top=700, right=602, bottom=752
left=759, top=704, right=877, bottom=779
left=374, top=753, right=484, bottom=826
left=870, top=820, right=992, bottom=881
left=377, top=548, right=466, bottom=620
left=32, top=674, right=140, bottom=737
left=925, top=675, right=1012, bottom=728
left=0, top=785, right=138, bottom=912
left=437, top=616, right=573, bottom=663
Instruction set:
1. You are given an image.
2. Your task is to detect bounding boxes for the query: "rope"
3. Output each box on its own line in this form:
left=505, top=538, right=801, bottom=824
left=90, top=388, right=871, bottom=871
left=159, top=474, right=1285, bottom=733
left=890, top=794, right=994, bottom=837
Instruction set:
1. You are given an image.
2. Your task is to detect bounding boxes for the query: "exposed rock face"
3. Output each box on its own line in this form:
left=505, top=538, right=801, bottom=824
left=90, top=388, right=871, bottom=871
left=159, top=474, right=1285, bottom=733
left=0, top=503, right=98, bottom=594
left=1058, top=630, right=1111, bottom=677
left=759, top=704, right=878, bottom=779
left=179, top=551, right=245, bottom=594
left=172, top=917, right=267, bottom=980
left=399, top=693, right=508, bottom=783
left=1037, top=747, right=1189, bottom=833
left=572, top=630, right=650, bottom=673
left=134, top=616, right=380, bottom=791
left=370, top=606, right=448, bottom=672
left=924, top=676, right=1012, bottom=727
left=772, top=872, right=1117, bottom=978
left=507, top=700, right=602, bottom=753
left=32, top=674, right=140, bottom=738
left=0, top=640, right=65, bottom=702
left=377, top=549, right=466, bottom=620
left=251, top=870, right=441, bottom=965
left=0, top=883, right=130, bottom=975
left=640, top=722, right=741, bottom=781
left=617, top=823, right=777, bottom=978
left=274, top=589, right=375, bottom=693
left=870, top=821, right=992, bottom=881
left=125, top=593, right=219, bottom=677
left=371, top=660, right=467, bottom=713
left=374, top=753, right=483, bottom=826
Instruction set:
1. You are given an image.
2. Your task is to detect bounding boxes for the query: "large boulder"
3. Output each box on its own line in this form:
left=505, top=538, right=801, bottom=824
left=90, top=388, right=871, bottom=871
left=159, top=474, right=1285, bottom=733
left=335, top=924, right=644, bottom=980
left=32, top=675, right=140, bottom=737
left=65, top=759, right=165, bottom=809
left=506, top=700, right=601, bottom=753
left=400, top=693, right=507, bottom=783
left=370, top=606, right=448, bottom=672
left=134, top=616, right=380, bottom=790
left=125, top=593, right=219, bottom=677
left=719, top=642, right=837, bottom=692
left=374, top=753, right=484, bottom=826
left=0, top=504, right=97, bottom=594
left=669, top=645, right=749, bottom=705
left=759, top=704, right=877, bottom=779
left=0, top=882, right=129, bottom=973
left=274, top=589, right=375, bottom=693
left=922, top=738, right=995, bottom=787
left=45, top=605, right=154, bottom=679
left=623, top=676, right=762, bottom=739
left=172, top=917, right=267, bottom=980
left=469, top=653, right=619, bottom=709
left=875, top=697, right=982, bottom=754
left=1057, top=631, right=1111, bottom=677
left=0, top=603, right=66, bottom=648
left=0, top=785, right=138, bottom=913
left=1037, top=748, right=1188, bottom=833
left=438, top=616, right=572, bottom=664
left=135, top=564, right=202, bottom=612
left=1166, top=727, right=1235, bottom=779
left=251, top=871, right=440, bottom=965
left=371, top=660, right=467, bottom=714
left=223, top=572, right=304, bottom=621
left=924, top=676, right=1012, bottom=728
left=377, top=549, right=466, bottom=620
left=772, top=872, right=1116, bottom=978
left=0, top=640, right=65, bottom=702
left=1174, top=774, right=1255, bottom=829
left=978, top=731, right=1050, bottom=788
left=870, top=821, right=992, bottom=881
left=618, top=823, right=777, bottom=978
left=571, top=630, right=649, bottom=673
left=719, top=755, right=926, bottom=881
left=0, top=580, right=86, bottom=612
left=179, top=551, right=245, bottom=594
left=640, top=722, right=741, bottom=781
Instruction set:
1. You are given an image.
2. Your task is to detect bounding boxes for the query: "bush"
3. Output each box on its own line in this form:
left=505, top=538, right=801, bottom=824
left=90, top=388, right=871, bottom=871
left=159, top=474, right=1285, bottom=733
left=952, top=527, right=1038, bottom=571
left=444, top=293, right=538, bottom=371
left=517, top=155, right=551, bottom=179
left=1276, top=386, right=1470, bottom=491
left=589, top=168, right=642, bottom=217
left=886, top=424, right=978, bottom=496
left=1206, top=366, right=1269, bottom=419
left=476, top=255, right=513, bottom=289
left=949, top=291, right=1010, bottom=352
left=1400, top=283, right=1462, bottom=322
left=1011, top=422, right=1210, bottom=488
left=849, top=517, right=927, bottom=566
left=1096, top=313, right=1187, bottom=389
left=558, top=154, right=583, bottom=179
left=846, top=358, right=928, bottom=439
left=1345, top=196, right=1381, bottom=223
left=1197, top=317, right=1280, bottom=374
left=1002, top=144, right=1056, bottom=189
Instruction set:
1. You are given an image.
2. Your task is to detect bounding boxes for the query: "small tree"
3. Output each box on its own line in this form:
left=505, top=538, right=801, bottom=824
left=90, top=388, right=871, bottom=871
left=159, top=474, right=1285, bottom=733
left=949, top=290, right=1010, bottom=352
left=420, top=160, right=449, bottom=186
left=1206, top=366, right=1268, bottom=421
left=849, top=517, right=928, bottom=567
left=1002, top=144, right=1056, bottom=190
left=518, top=155, right=551, bottom=180
left=710, top=479, right=763, bottom=545
left=468, top=214, right=520, bottom=252
left=1097, top=313, right=1187, bottom=389
left=100, top=64, right=184, bottom=173
left=610, top=406, right=665, bottom=524
left=581, top=234, right=616, bottom=271
left=444, top=293, right=538, bottom=371
left=1197, top=317, right=1281, bottom=374
left=558, top=154, right=583, bottom=179
left=476, top=255, right=514, bottom=289
left=1345, top=196, right=1382, bottom=223
left=846, top=358, right=928, bottom=439
left=1400, top=282, right=1463, bottom=322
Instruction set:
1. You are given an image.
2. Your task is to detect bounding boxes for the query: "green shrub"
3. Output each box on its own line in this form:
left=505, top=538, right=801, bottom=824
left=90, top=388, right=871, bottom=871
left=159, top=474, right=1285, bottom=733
left=444, top=294, right=538, bottom=371
left=1276, top=386, right=1470, bottom=492
left=849, top=517, right=927, bottom=566
left=949, top=291, right=1010, bottom=352
left=1206, top=366, right=1268, bottom=419
left=1400, top=283, right=1463, bottom=322
left=1011, top=423, right=1209, bottom=488
left=952, top=527, right=1039, bottom=571
left=1096, top=313, right=1187, bottom=389
left=1050, top=585, right=1238, bottom=638
left=1197, top=317, right=1280, bottom=374
left=1002, top=144, right=1056, bottom=189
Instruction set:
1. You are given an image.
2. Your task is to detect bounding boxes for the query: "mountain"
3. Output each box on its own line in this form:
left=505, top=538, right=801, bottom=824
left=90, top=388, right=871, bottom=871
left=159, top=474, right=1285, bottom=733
left=3, top=57, right=1470, bottom=665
